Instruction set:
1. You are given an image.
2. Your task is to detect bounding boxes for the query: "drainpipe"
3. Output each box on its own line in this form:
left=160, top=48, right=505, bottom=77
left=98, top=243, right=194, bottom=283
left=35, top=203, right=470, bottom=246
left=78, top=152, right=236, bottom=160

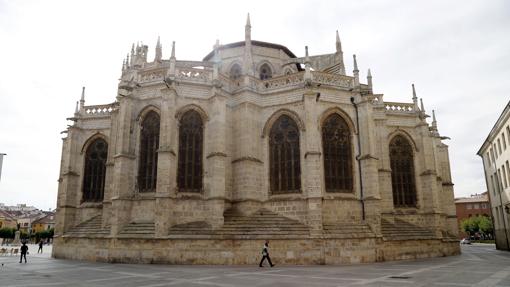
left=351, top=96, right=365, bottom=221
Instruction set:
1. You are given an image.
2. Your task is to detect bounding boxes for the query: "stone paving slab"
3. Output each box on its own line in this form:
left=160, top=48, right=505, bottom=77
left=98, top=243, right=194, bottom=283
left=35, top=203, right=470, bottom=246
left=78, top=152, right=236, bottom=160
left=0, top=244, right=509, bottom=286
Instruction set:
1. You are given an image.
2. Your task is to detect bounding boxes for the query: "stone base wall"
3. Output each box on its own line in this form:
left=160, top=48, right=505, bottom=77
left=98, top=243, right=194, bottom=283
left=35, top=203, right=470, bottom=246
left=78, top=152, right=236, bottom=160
left=52, top=237, right=460, bottom=265
left=495, top=229, right=510, bottom=251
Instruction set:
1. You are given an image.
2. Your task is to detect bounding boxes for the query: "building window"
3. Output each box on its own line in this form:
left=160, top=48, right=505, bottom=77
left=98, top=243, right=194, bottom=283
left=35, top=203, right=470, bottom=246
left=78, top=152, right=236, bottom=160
left=322, top=114, right=353, bottom=192
left=490, top=148, right=495, bottom=162
left=503, top=134, right=507, bottom=150
left=494, top=144, right=498, bottom=158
left=138, top=111, right=160, bottom=193
left=474, top=203, right=480, bottom=209
left=506, top=161, right=510, bottom=188
left=498, top=169, right=503, bottom=192
left=487, top=152, right=491, bottom=165
left=269, top=115, right=301, bottom=194
left=82, top=138, right=108, bottom=202
left=467, top=204, right=472, bottom=210
left=507, top=126, right=510, bottom=146
left=177, top=110, right=204, bottom=192
left=503, top=164, right=509, bottom=188
left=389, top=135, right=417, bottom=207
left=498, top=139, right=502, bottom=155
left=259, top=63, right=273, bottom=80
left=230, top=63, right=242, bottom=81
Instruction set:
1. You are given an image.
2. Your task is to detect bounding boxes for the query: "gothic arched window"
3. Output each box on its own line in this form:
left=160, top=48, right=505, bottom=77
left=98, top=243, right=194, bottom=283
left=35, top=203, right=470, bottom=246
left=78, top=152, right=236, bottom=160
left=177, top=110, right=203, bottom=192
left=269, top=115, right=301, bottom=194
left=82, top=138, right=108, bottom=202
left=322, top=114, right=353, bottom=192
left=230, top=64, right=242, bottom=81
left=138, top=111, right=160, bottom=192
left=259, top=63, right=273, bottom=80
left=389, top=135, right=417, bottom=207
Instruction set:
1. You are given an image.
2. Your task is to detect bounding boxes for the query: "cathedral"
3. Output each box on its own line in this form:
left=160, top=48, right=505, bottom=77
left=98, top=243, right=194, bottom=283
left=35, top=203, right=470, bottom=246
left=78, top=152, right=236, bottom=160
left=53, top=16, right=460, bottom=264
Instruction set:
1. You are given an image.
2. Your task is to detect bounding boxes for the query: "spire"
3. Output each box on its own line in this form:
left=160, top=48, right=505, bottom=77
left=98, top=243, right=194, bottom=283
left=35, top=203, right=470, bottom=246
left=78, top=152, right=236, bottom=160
left=245, top=13, right=251, bottom=42
left=213, top=39, right=220, bottom=62
left=336, top=30, right=342, bottom=53
left=420, top=98, right=425, bottom=113
left=74, top=101, right=79, bottom=114
left=367, top=69, right=373, bottom=91
left=412, top=83, right=418, bottom=110
left=130, top=43, right=135, bottom=66
left=80, top=87, right=85, bottom=110
left=353, top=54, right=359, bottom=87
left=170, top=41, right=175, bottom=59
left=431, top=110, right=439, bottom=136
left=304, top=46, right=312, bottom=85
left=126, top=54, right=130, bottom=69
left=154, top=36, right=162, bottom=62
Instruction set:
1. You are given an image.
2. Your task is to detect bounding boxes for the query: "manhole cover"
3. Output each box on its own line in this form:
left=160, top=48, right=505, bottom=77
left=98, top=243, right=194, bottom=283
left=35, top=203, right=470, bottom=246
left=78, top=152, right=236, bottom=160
left=389, top=276, right=411, bottom=279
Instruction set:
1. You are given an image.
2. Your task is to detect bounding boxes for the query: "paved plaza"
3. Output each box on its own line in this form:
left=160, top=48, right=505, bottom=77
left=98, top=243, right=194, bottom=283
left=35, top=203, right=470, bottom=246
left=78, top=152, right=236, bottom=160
left=0, top=244, right=509, bottom=286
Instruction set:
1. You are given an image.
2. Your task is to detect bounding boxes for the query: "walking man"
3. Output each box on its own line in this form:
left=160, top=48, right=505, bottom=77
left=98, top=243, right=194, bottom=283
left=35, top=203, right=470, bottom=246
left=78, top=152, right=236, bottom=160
left=38, top=240, right=43, bottom=253
left=259, top=240, right=274, bottom=267
left=19, top=242, right=28, bottom=263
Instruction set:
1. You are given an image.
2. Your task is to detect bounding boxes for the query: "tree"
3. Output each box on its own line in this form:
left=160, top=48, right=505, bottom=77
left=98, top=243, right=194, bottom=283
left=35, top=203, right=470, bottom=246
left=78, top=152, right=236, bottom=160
left=0, top=227, right=15, bottom=239
left=461, top=215, right=493, bottom=238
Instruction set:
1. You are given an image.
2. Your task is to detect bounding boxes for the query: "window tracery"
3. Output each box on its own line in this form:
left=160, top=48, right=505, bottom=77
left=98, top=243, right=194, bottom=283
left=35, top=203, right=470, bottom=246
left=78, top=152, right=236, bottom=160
left=82, top=138, right=108, bottom=202
left=259, top=63, right=273, bottom=80
left=269, top=115, right=301, bottom=193
left=322, top=114, right=353, bottom=192
left=177, top=110, right=203, bottom=192
left=138, top=111, right=160, bottom=192
left=389, top=135, right=417, bottom=207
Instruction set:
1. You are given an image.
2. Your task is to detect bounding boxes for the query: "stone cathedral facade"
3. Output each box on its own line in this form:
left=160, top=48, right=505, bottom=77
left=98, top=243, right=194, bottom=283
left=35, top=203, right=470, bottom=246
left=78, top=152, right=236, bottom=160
left=53, top=17, right=460, bottom=264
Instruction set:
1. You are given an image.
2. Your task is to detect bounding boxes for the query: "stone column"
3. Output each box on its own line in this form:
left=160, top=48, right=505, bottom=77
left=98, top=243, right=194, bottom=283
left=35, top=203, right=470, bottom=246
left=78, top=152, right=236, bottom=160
left=303, top=89, right=323, bottom=235
left=155, top=87, right=177, bottom=236
left=203, top=89, right=227, bottom=228
left=102, top=109, right=119, bottom=228
left=110, top=95, right=136, bottom=235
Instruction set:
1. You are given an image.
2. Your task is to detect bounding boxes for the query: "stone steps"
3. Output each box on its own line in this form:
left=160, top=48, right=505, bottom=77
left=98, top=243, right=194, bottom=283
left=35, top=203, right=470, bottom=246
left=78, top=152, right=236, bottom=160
left=323, top=223, right=376, bottom=238
left=381, top=219, right=436, bottom=240
left=65, top=215, right=111, bottom=237
left=168, top=209, right=310, bottom=237
left=118, top=222, right=155, bottom=238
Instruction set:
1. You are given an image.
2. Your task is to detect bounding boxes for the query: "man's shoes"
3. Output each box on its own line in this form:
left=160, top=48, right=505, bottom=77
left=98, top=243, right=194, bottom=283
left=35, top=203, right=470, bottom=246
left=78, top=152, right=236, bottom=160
left=259, top=265, right=263, bottom=267
left=270, top=264, right=275, bottom=267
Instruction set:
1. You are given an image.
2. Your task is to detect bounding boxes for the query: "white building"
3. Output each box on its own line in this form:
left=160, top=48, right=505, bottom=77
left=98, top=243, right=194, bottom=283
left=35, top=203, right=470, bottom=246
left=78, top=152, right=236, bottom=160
left=478, top=100, right=510, bottom=250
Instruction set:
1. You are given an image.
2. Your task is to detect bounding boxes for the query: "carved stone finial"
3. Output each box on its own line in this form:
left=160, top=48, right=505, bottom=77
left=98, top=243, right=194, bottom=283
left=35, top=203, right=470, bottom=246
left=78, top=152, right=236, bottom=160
left=171, top=41, right=176, bottom=59
left=245, top=13, right=252, bottom=42
left=420, top=98, right=425, bottom=113
left=353, top=55, right=359, bottom=87
left=336, top=30, right=342, bottom=53
left=74, top=101, right=79, bottom=114
left=353, top=54, right=359, bottom=72
left=80, top=86, right=85, bottom=110
left=154, top=36, right=162, bottom=62
left=367, top=69, right=373, bottom=91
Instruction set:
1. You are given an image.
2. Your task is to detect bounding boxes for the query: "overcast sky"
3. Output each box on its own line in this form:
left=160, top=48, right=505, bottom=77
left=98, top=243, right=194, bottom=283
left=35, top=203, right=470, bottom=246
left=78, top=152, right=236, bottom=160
left=0, top=0, right=509, bottom=211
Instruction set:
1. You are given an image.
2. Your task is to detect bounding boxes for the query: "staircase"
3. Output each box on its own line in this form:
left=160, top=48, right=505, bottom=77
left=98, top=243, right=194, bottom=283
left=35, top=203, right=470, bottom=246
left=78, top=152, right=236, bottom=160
left=118, top=222, right=155, bottom=238
left=323, top=223, right=376, bottom=239
left=381, top=219, right=436, bottom=240
left=168, top=209, right=310, bottom=239
left=65, top=215, right=110, bottom=237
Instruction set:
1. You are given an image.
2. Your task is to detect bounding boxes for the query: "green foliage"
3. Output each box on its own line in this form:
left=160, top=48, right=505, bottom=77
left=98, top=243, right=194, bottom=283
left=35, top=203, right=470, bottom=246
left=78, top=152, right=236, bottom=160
left=0, top=227, right=15, bottom=238
left=461, top=215, right=493, bottom=236
left=20, top=230, right=29, bottom=239
left=35, top=228, right=55, bottom=241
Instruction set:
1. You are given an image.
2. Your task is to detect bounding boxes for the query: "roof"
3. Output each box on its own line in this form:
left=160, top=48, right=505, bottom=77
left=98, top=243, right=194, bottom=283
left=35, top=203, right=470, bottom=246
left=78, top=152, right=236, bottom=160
left=32, top=213, right=55, bottom=225
left=0, top=210, right=15, bottom=221
left=454, top=196, right=489, bottom=204
left=477, top=99, right=510, bottom=155
left=203, top=40, right=298, bottom=61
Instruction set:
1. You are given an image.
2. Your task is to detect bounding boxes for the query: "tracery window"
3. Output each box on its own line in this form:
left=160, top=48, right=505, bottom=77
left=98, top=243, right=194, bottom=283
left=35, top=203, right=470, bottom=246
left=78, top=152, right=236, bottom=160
left=177, top=110, right=203, bottom=192
left=322, top=114, right=353, bottom=192
left=138, top=111, right=160, bottom=192
left=230, top=64, right=242, bottom=81
left=269, top=115, right=301, bottom=194
left=389, top=135, right=417, bottom=207
left=259, top=63, right=273, bottom=80
left=82, top=138, right=108, bottom=202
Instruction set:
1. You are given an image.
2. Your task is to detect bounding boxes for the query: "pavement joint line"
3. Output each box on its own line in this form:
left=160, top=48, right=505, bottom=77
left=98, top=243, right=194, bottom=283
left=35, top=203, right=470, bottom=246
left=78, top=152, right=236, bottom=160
left=471, top=267, right=510, bottom=287
left=309, top=276, right=361, bottom=281
left=433, top=282, right=471, bottom=286
left=86, top=275, right=138, bottom=282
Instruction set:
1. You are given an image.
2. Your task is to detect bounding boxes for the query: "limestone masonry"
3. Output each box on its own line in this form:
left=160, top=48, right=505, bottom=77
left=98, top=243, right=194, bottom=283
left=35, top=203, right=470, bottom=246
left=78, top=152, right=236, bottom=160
left=53, top=15, right=460, bottom=264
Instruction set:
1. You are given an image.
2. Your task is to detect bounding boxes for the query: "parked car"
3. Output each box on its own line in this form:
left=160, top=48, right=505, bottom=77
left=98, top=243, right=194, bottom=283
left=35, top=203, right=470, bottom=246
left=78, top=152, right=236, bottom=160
left=460, top=238, right=471, bottom=244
